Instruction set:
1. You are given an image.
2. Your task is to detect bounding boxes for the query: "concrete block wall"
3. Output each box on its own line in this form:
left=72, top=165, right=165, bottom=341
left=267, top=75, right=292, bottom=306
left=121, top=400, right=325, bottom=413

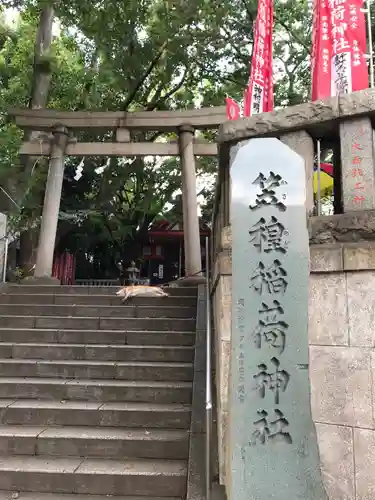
left=212, top=227, right=375, bottom=499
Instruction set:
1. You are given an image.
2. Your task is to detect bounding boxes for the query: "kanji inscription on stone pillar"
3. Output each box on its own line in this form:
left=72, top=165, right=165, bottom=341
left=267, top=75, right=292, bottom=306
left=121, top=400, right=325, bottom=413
left=340, top=117, right=375, bottom=211
left=228, top=138, right=327, bottom=500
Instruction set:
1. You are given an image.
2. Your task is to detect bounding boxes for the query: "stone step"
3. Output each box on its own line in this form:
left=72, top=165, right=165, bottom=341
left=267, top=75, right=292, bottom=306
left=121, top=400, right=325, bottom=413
left=0, top=316, right=196, bottom=331
left=0, top=492, right=183, bottom=500
left=0, top=455, right=186, bottom=496
left=0, top=328, right=195, bottom=346
left=0, top=359, right=194, bottom=381
left=0, top=400, right=191, bottom=429
left=0, top=344, right=194, bottom=363
left=0, top=378, right=192, bottom=403
left=0, top=425, right=189, bottom=460
left=0, top=294, right=197, bottom=307
left=2, top=285, right=197, bottom=297
left=0, top=304, right=196, bottom=319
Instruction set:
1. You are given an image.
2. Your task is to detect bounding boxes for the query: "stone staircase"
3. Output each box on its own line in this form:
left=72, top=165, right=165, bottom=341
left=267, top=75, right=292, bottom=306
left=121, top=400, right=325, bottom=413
left=0, top=284, right=198, bottom=500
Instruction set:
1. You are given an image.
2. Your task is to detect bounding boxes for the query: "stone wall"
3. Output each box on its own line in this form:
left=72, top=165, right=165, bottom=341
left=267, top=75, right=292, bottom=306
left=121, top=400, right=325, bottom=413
left=310, top=241, right=375, bottom=500
left=211, top=227, right=231, bottom=484
left=212, top=225, right=375, bottom=500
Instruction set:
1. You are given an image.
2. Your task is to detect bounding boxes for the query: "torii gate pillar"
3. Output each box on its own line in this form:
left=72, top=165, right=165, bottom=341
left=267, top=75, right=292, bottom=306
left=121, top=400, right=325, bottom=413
left=179, top=125, right=202, bottom=277
left=33, top=125, right=69, bottom=282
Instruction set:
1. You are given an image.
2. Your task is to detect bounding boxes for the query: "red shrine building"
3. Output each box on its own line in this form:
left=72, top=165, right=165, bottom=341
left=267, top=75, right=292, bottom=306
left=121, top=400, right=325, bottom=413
left=140, top=219, right=210, bottom=285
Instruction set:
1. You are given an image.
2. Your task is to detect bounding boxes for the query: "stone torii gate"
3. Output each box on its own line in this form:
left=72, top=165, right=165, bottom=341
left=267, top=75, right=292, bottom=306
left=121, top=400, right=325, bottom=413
left=8, top=106, right=226, bottom=282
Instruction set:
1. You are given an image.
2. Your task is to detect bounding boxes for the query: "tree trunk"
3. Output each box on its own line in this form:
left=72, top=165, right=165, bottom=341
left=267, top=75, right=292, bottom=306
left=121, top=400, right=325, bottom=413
left=19, top=4, right=54, bottom=272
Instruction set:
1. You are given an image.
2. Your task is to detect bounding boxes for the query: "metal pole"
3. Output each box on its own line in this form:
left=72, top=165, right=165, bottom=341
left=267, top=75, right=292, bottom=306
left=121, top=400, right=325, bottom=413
left=2, top=237, right=8, bottom=283
left=178, top=240, right=182, bottom=279
left=205, top=236, right=212, bottom=500
left=366, top=0, right=374, bottom=88
left=317, top=139, right=322, bottom=216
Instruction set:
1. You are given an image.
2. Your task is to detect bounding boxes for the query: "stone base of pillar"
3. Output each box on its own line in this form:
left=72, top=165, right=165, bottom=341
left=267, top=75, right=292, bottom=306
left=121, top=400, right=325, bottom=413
left=168, top=276, right=206, bottom=287
left=21, top=275, right=61, bottom=285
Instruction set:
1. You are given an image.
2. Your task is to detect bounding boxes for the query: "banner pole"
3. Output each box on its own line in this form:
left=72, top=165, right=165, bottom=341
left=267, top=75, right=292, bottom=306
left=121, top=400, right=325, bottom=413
left=366, top=0, right=374, bottom=88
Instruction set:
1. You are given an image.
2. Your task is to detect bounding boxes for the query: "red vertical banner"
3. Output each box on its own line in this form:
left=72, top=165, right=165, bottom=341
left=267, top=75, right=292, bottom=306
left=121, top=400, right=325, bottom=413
left=311, top=0, right=320, bottom=98
left=265, top=0, right=274, bottom=111
left=244, top=0, right=274, bottom=116
left=312, top=0, right=368, bottom=99
left=226, top=96, right=241, bottom=120
left=243, top=86, right=251, bottom=117
left=312, top=0, right=332, bottom=100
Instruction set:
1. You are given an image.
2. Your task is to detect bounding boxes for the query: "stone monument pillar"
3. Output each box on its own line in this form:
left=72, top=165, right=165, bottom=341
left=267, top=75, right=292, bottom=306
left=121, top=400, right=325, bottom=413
left=34, top=125, right=69, bottom=281
left=178, top=125, right=202, bottom=277
left=228, top=137, right=327, bottom=500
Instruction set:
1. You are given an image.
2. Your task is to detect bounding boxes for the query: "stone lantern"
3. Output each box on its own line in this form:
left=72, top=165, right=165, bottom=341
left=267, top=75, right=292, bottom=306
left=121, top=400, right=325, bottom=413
left=125, top=261, right=140, bottom=285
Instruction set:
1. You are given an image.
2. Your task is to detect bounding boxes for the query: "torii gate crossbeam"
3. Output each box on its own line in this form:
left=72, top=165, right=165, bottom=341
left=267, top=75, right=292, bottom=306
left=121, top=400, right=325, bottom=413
left=7, top=106, right=228, bottom=283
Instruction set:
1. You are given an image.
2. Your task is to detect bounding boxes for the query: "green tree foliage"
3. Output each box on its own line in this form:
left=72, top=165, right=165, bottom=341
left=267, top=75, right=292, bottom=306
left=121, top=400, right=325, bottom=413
left=0, top=0, right=315, bottom=273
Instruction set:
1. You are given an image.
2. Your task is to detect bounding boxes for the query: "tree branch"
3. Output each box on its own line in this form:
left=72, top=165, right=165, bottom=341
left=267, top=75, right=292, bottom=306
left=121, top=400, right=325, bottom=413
left=148, top=67, right=188, bottom=110
left=145, top=82, right=165, bottom=109
left=75, top=47, right=99, bottom=111
left=121, top=40, right=168, bottom=111
left=292, top=55, right=307, bottom=74
left=223, top=75, right=246, bottom=87
left=116, top=190, right=127, bottom=205
left=239, top=0, right=255, bottom=25
left=149, top=131, right=165, bottom=142
left=274, top=15, right=310, bottom=51
left=102, top=216, right=122, bottom=252
left=221, top=26, right=247, bottom=61
left=121, top=184, right=132, bottom=207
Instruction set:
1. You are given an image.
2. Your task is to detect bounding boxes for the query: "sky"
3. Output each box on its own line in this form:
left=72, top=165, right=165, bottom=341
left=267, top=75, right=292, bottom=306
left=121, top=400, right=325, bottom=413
left=4, top=7, right=61, bottom=35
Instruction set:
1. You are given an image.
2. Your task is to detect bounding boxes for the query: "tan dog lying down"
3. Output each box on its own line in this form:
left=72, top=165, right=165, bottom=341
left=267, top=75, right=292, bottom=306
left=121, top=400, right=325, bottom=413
left=116, top=285, right=169, bottom=302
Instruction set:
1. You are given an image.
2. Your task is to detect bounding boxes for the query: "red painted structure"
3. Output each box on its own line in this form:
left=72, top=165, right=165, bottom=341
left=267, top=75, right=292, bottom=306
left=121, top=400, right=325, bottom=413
left=52, top=252, right=76, bottom=284
left=140, top=219, right=209, bottom=284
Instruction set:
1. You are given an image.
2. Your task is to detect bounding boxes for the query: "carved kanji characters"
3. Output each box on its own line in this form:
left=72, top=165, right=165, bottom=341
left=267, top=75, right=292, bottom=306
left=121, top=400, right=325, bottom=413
left=250, top=409, right=292, bottom=445
left=249, top=172, right=287, bottom=212
left=253, top=300, right=288, bottom=354
left=250, top=260, right=288, bottom=295
left=249, top=216, right=288, bottom=254
left=253, top=357, right=290, bottom=404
